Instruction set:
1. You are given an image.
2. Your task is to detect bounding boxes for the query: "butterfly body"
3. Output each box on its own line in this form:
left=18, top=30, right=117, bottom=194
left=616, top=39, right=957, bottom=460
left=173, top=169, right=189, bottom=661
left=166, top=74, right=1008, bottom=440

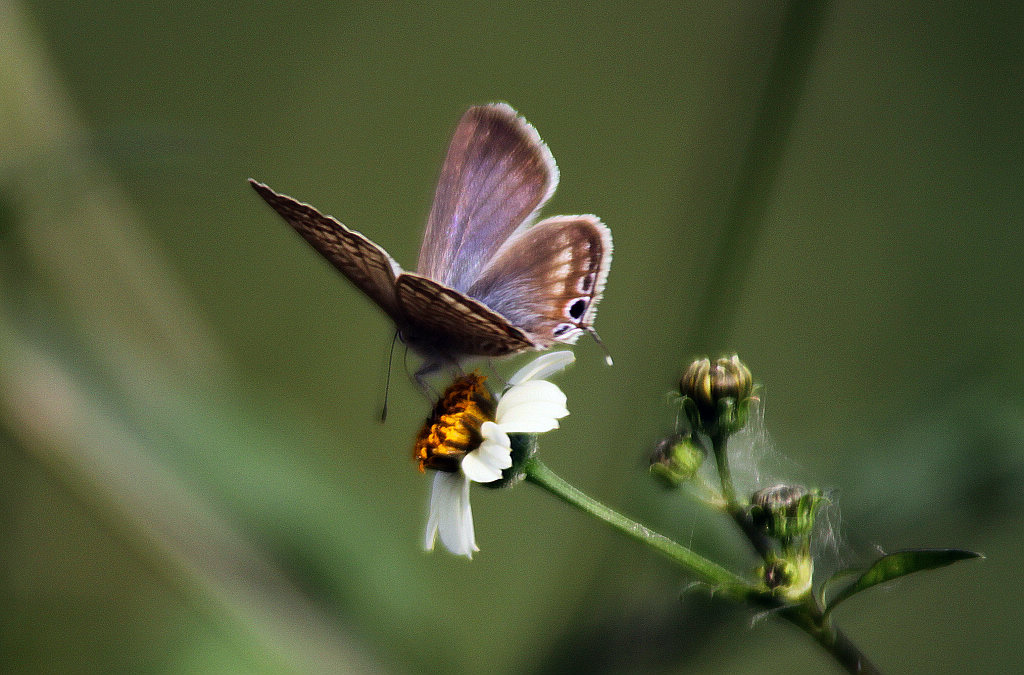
left=251, top=104, right=611, bottom=377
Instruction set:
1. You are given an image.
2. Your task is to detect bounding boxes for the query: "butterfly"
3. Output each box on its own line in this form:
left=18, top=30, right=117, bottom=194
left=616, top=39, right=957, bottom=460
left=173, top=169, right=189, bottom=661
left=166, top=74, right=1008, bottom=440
left=250, top=103, right=612, bottom=380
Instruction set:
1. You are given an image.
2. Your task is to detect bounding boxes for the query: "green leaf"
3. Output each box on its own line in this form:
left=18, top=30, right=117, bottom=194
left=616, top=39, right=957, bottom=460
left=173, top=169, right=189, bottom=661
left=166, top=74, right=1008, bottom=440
left=826, top=548, right=983, bottom=614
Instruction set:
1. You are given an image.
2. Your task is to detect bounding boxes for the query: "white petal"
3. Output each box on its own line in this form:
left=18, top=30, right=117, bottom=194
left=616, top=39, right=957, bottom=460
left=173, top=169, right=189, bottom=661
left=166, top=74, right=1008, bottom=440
left=424, top=471, right=478, bottom=558
left=498, top=379, right=569, bottom=414
left=461, top=421, right=512, bottom=483
left=507, top=351, right=575, bottom=386
left=495, top=380, right=569, bottom=432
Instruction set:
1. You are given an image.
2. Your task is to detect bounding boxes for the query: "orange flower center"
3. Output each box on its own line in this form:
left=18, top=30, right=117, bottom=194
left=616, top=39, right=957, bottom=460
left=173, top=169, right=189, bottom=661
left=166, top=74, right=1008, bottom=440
left=414, top=373, right=496, bottom=472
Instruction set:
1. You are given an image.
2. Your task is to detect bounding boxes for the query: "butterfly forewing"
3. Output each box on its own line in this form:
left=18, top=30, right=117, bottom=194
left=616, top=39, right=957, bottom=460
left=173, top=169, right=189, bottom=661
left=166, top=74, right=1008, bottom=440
left=395, top=274, right=536, bottom=358
left=418, top=104, right=558, bottom=291
left=249, top=180, right=404, bottom=319
left=466, top=215, right=612, bottom=347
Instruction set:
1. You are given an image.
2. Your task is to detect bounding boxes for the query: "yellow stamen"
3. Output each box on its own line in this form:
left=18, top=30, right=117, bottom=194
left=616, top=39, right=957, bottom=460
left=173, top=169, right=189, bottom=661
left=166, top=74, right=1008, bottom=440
left=414, top=373, right=495, bottom=472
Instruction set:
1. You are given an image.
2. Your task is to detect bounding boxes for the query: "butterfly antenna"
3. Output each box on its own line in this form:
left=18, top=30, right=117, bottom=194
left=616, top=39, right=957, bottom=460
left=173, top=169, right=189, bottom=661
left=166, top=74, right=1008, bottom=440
left=380, top=330, right=401, bottom=423
left=587, top=327, right=614, bottom=366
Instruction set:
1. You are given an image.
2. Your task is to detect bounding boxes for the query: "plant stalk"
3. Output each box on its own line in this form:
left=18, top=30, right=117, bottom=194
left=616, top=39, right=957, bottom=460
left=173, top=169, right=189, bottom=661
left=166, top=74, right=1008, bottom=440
left=525, top=452, right=880, bottom=673
left=523, top=456, right=750, bottom=596
left=780, top=602, right=883, bottom=675
left=711, top=432, right=774, bottom=558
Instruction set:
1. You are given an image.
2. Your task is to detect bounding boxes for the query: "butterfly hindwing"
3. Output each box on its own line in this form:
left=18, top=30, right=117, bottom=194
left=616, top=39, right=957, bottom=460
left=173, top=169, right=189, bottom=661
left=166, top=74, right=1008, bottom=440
left=417, top=104, right=558, bottom=292
left=465, top=215, right=612, bottom=347
left=395, top=273, right=536, bottom=358
left=249, top=180, right=404, bottom=319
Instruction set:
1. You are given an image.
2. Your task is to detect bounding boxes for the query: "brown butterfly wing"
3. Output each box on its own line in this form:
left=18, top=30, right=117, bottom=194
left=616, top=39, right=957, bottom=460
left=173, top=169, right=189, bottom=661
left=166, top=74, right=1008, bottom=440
left=395, top=273, right=537, bottom=359
left=418, top=104, right=558, bottom=291
left=465, top=215, right=612, bottom=347
left=249, top=180, right=403, bottom=320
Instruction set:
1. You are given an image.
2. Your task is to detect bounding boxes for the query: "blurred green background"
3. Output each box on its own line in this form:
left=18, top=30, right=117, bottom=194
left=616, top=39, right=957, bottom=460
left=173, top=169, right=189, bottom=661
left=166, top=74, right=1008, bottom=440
left=2, top=1, right=1021, bottom=672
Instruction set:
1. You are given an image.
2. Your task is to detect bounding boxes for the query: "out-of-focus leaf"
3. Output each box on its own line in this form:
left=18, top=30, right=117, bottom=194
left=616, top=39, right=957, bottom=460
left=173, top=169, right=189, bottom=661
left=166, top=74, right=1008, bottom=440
left=825, top=549, right=983, bottom=614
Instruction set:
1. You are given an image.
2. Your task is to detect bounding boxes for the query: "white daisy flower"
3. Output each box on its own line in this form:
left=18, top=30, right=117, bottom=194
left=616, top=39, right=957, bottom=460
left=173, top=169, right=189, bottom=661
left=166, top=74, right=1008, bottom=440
left=416, top=352, right=573, bottom=558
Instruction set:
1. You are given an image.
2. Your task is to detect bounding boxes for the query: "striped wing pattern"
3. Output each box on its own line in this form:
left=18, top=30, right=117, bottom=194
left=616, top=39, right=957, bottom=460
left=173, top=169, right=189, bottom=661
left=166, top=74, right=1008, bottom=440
left=250, top=180, right=403, bottom=319
left=395, top=274, right=535, bottom=357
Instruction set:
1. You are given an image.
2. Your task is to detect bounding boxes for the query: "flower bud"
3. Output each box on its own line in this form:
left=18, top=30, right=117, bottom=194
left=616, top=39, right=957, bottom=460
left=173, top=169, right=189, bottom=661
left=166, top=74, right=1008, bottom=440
left=649, top=434, right=705, bottom=487
left=759, top=553, right=813, bottom=601
left=678, top=355, right=754, bottom=436
left=749, top=484, right=824, bottom=543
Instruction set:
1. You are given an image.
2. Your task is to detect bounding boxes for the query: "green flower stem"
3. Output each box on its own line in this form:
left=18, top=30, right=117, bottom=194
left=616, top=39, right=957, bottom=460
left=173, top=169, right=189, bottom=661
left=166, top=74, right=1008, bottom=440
left=711, top=432, right=773, bottom=559
left=781, top=601, right=882, bottom=675
left=523, top=456, right=751, bottom=595
left=523, top=455, right=881, bottom=673
left=711, top=432, right=738, bottom=509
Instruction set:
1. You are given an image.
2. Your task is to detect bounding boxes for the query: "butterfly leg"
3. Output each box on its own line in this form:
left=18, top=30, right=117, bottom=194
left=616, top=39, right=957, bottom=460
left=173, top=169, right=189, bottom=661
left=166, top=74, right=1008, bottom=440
left=411, top=358, right=444, bottom=394
left=412, top=354, right=466, bottom=393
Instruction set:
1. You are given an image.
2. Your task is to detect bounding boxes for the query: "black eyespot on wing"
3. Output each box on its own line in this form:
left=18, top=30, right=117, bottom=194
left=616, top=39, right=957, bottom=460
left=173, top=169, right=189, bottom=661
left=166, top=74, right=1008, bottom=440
left=569, top=298, right=587, bottom=320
